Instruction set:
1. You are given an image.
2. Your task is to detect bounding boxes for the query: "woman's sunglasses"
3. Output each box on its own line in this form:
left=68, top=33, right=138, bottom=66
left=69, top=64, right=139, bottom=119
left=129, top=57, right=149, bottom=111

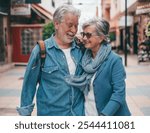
left=80, top=32, right=97, bottom=39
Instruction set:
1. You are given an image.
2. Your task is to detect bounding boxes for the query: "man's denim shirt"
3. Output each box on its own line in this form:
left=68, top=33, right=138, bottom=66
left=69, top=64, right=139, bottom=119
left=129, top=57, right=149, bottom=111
left=17, top=35, right=84, bottom=116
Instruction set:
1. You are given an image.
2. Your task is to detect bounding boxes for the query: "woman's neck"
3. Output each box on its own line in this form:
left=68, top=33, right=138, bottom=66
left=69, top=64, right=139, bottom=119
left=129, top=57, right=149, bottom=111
left=92, top=45, right=101, bottom=58
left=92, top=52, right=97, bottom=59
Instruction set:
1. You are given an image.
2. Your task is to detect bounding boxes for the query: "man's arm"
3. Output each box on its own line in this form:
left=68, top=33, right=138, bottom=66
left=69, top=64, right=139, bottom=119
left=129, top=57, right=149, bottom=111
left=17, top=45, right=41, bottom=116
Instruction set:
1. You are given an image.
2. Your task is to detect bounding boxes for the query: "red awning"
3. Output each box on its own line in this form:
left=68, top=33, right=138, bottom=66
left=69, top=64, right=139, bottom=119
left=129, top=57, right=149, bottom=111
left=31, top=4, right=53, bottom=20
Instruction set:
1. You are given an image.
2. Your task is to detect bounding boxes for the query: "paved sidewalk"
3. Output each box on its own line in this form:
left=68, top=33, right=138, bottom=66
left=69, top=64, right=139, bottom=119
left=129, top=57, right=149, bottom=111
left=0, top=66, right=24, bottom=115
left=124, top=55, right=150, bottom=115
left=0, top=54, right=150, bottom=116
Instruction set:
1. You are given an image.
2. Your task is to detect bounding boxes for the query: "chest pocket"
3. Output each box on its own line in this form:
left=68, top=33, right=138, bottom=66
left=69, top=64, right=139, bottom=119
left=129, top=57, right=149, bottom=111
left=41, top=66, right=60, bottom=83
left=42, top=66, right=58, bottom=74
left=42, top=66, right=59, bottom=74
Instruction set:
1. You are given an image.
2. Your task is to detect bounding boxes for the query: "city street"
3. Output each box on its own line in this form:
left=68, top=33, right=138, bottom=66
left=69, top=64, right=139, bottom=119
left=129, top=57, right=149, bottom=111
left=0, top=54, right=150, bottom=116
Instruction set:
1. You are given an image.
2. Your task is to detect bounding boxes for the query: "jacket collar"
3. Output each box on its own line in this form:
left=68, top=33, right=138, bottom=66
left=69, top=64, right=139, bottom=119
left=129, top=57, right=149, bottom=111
left=47, top=34, right=79, bottom=50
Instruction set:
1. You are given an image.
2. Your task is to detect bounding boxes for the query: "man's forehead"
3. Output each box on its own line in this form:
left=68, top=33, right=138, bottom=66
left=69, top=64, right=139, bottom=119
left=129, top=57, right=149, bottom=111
left=62, top=14, right=79, bottom=23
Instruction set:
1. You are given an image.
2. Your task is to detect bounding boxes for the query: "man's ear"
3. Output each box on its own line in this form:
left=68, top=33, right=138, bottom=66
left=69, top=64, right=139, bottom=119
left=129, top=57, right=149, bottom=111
left=54, top=21, right=59, bottom=30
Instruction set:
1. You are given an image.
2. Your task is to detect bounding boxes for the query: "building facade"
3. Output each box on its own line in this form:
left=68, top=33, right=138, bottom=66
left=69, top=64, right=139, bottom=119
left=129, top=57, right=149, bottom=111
left=0, top=0, right=54, bottom=66
left=0, top=0, right=11, bottom=65
left=101, top=0, right=150, bottom=54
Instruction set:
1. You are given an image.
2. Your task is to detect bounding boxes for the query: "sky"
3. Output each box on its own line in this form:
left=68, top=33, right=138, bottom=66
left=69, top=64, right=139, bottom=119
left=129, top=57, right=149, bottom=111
left=40, top=0, right=101, bottom=18
left=72, top=0, right=101, bottom=28
left=40, top=0, right=102, bottom=32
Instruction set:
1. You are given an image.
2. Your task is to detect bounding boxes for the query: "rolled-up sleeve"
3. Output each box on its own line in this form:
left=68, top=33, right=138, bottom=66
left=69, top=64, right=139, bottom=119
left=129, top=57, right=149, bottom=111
left=16, top=103, right=35, bottom=116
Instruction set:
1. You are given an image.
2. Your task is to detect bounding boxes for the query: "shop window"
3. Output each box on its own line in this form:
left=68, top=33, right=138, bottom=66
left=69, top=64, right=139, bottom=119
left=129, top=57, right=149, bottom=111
left=21, top=28, right=42, bottom=55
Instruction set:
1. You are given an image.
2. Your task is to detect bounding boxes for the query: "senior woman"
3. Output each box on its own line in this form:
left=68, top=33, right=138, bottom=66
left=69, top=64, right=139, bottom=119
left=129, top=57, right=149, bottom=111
left=66, top=18, right=131, bottom=116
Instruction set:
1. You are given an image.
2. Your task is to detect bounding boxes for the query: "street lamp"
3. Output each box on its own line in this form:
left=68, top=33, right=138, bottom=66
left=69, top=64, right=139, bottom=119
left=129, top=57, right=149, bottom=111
left=67, top=0, right=72, bottom=5
left=96, top=0, right=99, bottom=17
left=124, top=0, right=127, bottom=66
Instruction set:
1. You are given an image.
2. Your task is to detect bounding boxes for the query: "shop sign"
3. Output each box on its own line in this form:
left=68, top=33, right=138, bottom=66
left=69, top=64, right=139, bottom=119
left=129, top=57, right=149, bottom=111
left=136, top=7, right=150, bottom=15
left=136, top=3, right=150, bottom=15
left=11, top=0, right=31, bottom=15
left=119, top=16, right=133, bottom=27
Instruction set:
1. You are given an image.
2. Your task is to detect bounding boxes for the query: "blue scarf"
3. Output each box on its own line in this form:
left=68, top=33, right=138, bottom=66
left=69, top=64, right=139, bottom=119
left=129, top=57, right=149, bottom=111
left=65, top=43, right=111, bottom=95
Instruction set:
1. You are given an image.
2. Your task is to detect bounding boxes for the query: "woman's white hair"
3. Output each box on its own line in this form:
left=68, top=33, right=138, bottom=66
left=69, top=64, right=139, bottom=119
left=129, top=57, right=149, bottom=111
left=82, top=17, right=110, bottom=42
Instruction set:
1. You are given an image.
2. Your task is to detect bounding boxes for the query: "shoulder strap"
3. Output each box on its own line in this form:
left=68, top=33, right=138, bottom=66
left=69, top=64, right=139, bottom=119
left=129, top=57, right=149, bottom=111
left=37, top=40, right=46, bottom=67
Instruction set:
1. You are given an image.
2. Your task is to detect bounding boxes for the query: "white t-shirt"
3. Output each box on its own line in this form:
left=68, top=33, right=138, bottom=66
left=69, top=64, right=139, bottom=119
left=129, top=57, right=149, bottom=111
left=84, top=73, right=99, bottom=116
left=61, top=48, right=76, bottom=75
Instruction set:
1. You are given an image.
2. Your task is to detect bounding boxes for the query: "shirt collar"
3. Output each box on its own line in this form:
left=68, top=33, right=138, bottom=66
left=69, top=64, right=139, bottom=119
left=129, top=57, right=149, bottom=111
left=47, top=34, right=80, bottom=50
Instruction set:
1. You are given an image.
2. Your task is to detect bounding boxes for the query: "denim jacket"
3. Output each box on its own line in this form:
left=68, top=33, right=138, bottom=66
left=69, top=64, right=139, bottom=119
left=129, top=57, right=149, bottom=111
left=17, top=35, right=84, bottom=116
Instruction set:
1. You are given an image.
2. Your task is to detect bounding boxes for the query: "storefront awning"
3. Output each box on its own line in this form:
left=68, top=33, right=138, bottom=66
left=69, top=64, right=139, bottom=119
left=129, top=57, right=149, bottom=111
left=25, top=0, right=41, bottom=3
left=127, top=1, right=138, bottom=14
left=0, top=0, right=10, bottom=15
left=0, top=7, right=8, bottom=15
left=136, top=2, right=150, bottom=15
left=138, top=0, right=150, bottom=2
left=31, top=4, right=53, bottom=20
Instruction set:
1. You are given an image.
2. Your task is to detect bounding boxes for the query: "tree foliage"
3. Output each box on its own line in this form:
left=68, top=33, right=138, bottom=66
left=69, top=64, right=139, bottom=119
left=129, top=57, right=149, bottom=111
left=42, top=22, right=55, bottom=40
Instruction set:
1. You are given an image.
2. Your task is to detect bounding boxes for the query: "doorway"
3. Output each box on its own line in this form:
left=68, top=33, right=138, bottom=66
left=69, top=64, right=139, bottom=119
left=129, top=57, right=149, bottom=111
left=0, top=16, right=5, bottom=64
left=11, top=25, right=43, bottom=63
left=133, top=23, right=138, bottom=54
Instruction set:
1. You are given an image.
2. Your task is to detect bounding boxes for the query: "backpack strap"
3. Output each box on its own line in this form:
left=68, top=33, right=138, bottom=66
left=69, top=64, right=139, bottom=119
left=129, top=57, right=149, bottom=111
left=37, top=40, right=46, bottom=67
